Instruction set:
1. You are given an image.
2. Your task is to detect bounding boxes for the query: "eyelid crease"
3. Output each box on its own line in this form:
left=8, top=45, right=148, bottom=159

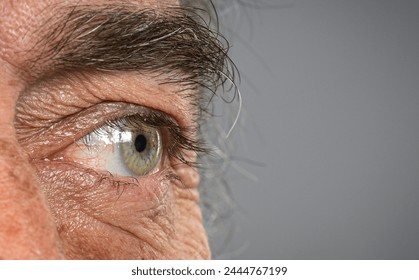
left=18, top=100, right=207, bottom=169
left=17, top=102, right=197, bottom=160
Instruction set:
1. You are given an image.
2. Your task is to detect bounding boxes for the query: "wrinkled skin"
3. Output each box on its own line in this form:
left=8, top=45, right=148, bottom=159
left=0, top=0, right=210, bottom=259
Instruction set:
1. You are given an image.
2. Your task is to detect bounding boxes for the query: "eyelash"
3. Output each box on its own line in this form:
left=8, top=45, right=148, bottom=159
left=84, top=110, right=207, bottom=167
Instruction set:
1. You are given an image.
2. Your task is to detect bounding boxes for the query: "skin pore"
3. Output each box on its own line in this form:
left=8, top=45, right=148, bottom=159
left=0, top=0, right=229, bottom=259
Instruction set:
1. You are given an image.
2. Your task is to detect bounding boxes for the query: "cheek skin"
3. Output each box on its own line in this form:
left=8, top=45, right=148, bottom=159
left=34, top=160, right=210, bottom=259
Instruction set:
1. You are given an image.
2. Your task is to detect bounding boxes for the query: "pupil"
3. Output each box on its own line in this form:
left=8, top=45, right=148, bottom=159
left=134, top=134, right=147, bottom=153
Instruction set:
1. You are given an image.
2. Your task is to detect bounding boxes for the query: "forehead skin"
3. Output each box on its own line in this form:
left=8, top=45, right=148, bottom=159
left=0, top=0, right=211, bottom=259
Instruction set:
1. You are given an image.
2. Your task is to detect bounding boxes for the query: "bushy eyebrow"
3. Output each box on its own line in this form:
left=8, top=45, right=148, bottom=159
left=26, top=4, right=234, bottom=92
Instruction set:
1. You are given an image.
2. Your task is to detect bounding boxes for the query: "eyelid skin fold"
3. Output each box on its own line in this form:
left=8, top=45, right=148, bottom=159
left=16, top=102, right=140, bottom=159
left=16, top=101, right=206, bottom=169
left=16, top=102, right=184, bottom=158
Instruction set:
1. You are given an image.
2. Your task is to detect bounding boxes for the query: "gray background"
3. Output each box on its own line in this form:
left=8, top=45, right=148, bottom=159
left=212, top=0, right=419, bottom=259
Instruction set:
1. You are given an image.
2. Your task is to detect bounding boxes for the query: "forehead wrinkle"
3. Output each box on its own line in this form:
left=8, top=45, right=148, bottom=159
left=19, top=2, right=230, bottom=95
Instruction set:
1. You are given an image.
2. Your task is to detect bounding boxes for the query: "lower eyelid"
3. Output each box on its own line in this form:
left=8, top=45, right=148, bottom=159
left=50, top=146, right=165, bottom=180
left=33, top=160, right=173, bottom=205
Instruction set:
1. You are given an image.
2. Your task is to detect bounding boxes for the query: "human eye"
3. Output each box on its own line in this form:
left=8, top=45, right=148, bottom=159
left=74, top=115, right=162, bottom=177
left=58, top=104, right=204, bottom=179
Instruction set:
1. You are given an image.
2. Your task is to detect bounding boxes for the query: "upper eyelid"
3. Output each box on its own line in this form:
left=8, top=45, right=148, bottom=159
left=17, top=70, right=202, bottom=135
left=82, top=107, right=172, bottom=135
left=80, top=111, right=177, bottom=146
left=17, top=102, right=180, bottom=159
left=103, top=110, right=179, bottom=132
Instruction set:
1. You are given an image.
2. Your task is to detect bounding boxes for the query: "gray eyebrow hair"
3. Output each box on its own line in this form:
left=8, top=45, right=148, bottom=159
left=26, top=4, right=234, bottom=92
